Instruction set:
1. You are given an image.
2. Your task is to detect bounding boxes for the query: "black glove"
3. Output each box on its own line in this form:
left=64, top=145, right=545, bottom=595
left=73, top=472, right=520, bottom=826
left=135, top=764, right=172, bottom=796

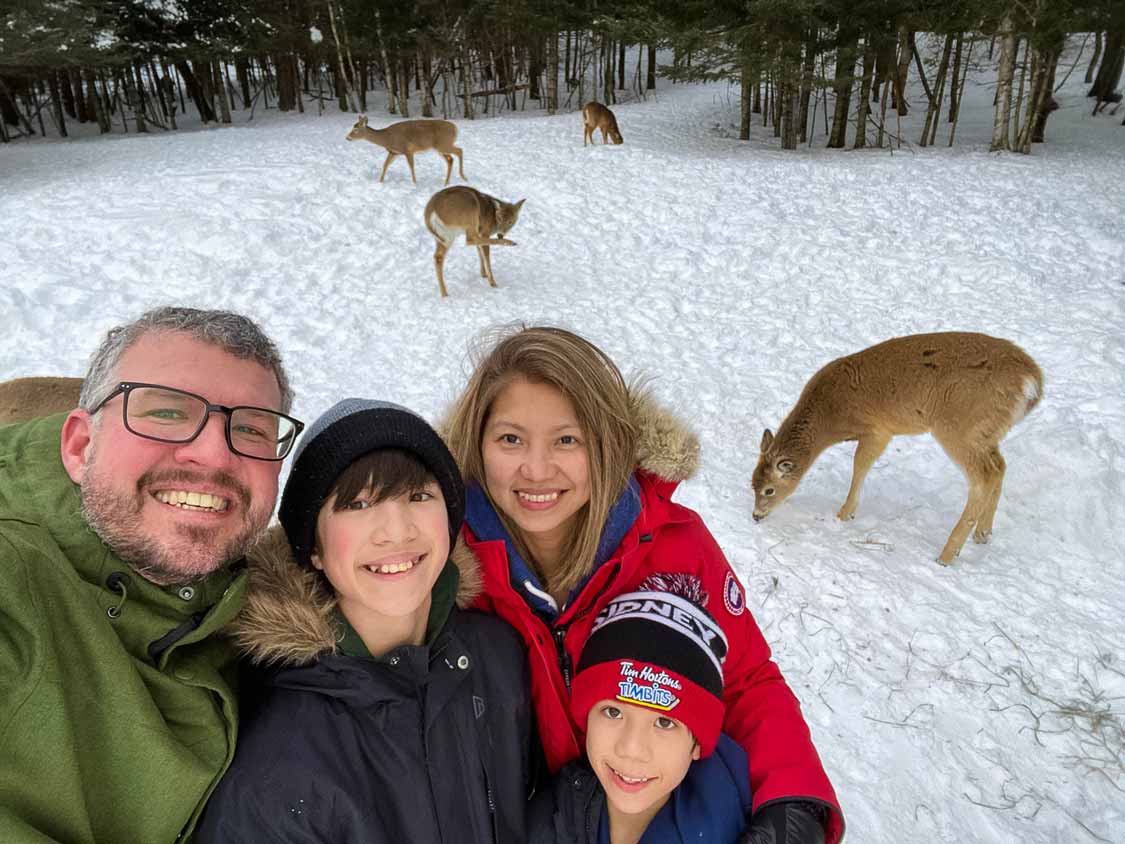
left=741, top=800, right=827, bottom=844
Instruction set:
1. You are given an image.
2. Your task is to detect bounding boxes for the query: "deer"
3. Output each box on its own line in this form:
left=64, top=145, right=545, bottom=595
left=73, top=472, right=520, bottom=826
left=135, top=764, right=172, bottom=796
left=582, top=102, right=623, bottom=146
left=423, top=186, right=525, bottom=298
left=0, top=376, right=83, bottom=426
left=346, top=115, right=465, bottom=186
left=750, top=333, right=1044, bottom=565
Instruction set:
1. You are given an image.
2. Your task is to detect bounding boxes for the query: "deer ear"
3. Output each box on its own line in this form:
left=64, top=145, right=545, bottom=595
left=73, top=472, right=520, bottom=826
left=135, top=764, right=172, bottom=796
left=359, top=115, right=368, bottom=125
left=777, top=459, right=796, bottom=475
left=760, top=429, right=774, bottom=452
left=515, top=199, right=526, bottom=210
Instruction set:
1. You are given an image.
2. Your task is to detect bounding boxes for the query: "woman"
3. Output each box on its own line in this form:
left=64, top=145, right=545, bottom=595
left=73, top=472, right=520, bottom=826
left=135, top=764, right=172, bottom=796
left=445, top=327, right=845, bottom=844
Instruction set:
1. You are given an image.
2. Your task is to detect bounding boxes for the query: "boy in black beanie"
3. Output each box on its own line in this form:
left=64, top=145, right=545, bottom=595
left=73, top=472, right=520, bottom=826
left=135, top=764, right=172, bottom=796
left=529, top=588, right=753, bottom=844
left=197, top=399, right=531, bottom=844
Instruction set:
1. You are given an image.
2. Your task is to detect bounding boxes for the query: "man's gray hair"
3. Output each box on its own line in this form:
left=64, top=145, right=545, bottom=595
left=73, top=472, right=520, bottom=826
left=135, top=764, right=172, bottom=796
left=79, top=306, right=294, bottom=413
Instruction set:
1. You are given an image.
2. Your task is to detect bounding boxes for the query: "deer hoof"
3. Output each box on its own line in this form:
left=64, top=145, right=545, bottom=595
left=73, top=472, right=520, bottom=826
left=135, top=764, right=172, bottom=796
left=973, top=530, right=991, bottom=545
left=836, top=507, right=856, bottom=521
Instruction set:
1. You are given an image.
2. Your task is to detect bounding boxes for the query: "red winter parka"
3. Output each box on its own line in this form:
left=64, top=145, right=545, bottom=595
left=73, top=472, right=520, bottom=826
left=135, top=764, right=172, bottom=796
left=463, top=395, right=845, bottom=844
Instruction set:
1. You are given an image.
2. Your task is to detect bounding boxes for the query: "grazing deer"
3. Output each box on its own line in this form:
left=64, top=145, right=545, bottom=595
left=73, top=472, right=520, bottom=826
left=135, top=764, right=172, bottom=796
left=0, top=376, right=83, bottom=426
left=582, top=102, right=623, bottom=146
left=751, top=333, right=1043, bottom=565
left=424, top=186, right=525, bottom=298
left=346, top=115, right=465, bottom=186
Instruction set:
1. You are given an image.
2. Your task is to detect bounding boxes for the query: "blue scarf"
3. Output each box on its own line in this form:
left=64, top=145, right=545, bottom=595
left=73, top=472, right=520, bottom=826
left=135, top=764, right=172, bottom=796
left=464, top=475, right=642, bottom=620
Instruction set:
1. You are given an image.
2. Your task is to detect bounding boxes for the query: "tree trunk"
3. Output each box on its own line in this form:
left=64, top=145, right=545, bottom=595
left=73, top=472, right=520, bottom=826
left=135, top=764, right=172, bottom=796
left=990, top=16, right=1018, bottom=152
left=1030, top=47, right=1060, bottom=144
left=948, top=38, right=974, bottom=146
left=326, top=0, right=358, bottom=112
left=799, top=29, right=816, bottom=142
left=420, top=47, right=434, bottom=116
left=647, top=44, right=657, bottom=90
left=59, top=70, right=77, bottom=120
left=617, top=41, right=626, bottom=89
left=893, top=26, right=912, bottom=114
left=1088, top=30, right=1124, bottom=104
left=547, top=32, right=559, bottom=114
left=397, top=58, right=411, bottom=116
left=948, top=35, right=963, bottom=122
left=740, top=56, right=753, bottom=140
left=213, top=60, right=232, bottom=123
left=47, top=72, right=67, bottom=137
left=920, top=33, right=954, bottom=147
left=827, top=26, right=859, bottom=148
left=1086, top=32, right=1103, bottom=84
left=854, top=36, right=875, bottom=148
left=236, top=58, right=252, bottom=110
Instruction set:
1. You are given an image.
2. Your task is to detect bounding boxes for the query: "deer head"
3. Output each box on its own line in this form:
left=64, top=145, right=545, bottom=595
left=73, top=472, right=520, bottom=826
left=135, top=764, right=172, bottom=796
left=345, top=115, right=369, bottom=141
left=751, top=428, right=801, bottom=521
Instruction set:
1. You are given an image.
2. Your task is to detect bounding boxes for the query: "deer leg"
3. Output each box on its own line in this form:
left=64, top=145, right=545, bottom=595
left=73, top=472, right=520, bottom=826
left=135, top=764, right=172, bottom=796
left=441, top=154, right=453, bottom=186
left=584, top=125, right=591, bottom=146
left=601, top=128, right=609, bottom=144
left=452, top=146, right=465, bottom=180
left=837, top=431, right=892, bottom=521
left=405, top=152, right=417, bottom=184
left=973, top=448, right=1006, bottom=544
left=477, top=244, right=497, bottom=287
left=933, top=436, right=1002, bottom=565
left=378, top=153, right=398, bottom=182
left=432, top=240, right=450, bottom=298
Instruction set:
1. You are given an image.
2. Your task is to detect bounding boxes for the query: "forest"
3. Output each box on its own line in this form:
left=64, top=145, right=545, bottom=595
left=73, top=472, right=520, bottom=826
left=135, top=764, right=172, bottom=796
left=1, top=1, right=1123, bottom=152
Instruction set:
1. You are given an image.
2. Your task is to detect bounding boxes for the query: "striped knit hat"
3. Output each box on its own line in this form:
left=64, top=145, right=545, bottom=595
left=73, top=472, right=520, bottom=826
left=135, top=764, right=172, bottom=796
left=569, top=589, right=729, bottom=756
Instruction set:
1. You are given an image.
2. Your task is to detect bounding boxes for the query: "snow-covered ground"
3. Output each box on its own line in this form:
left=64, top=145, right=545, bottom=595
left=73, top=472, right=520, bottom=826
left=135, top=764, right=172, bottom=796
left=2, top=39, right=1123, bottom=843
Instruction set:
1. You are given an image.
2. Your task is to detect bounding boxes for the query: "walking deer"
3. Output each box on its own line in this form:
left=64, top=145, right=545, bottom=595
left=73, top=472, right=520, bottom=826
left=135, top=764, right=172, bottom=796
left=424, top=187, right=525, bottom=298
left=750, top=333, right=1043, bottom=565
left=0, top=376, right=83, bottom=426
left=582, top=102, right=623, bottom=146
left=346, top=115, right=465, bottom=185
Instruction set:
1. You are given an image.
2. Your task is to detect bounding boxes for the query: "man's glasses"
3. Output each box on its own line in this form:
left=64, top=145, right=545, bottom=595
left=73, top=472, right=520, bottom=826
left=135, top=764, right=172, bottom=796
left=90, top=382, right=304, bottom=461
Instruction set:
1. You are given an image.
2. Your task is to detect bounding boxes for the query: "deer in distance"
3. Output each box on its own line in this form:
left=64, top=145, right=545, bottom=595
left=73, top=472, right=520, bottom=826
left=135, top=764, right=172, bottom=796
left=424, top=186, right=525, bottom=298
left=582, top=102, right=623, bottom=146
left=346, top=115, right=465, bottom=186
left=750, top=332, right=1043, bottom=565
left=0, top=376, right=83, bottom=426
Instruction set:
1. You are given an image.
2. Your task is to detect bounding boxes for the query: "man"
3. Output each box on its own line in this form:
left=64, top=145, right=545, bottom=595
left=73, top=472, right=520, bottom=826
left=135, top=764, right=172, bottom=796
left=0, top=307, right=303, bottom=843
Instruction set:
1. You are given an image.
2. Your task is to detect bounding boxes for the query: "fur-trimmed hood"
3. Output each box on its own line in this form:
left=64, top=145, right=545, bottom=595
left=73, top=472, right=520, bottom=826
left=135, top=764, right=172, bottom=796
left=230, top=524, right=483, bottom=668
left=628, top=389, right=699, bottom=483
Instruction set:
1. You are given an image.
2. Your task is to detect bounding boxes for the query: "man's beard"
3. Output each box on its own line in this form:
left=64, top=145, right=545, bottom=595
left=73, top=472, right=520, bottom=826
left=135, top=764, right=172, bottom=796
left=80, top=460, right=269, bottom=587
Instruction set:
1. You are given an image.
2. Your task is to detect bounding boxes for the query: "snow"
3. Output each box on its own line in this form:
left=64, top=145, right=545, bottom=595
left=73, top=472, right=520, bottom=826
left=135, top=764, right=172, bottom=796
left=2, top=41, right=1123, bottom=844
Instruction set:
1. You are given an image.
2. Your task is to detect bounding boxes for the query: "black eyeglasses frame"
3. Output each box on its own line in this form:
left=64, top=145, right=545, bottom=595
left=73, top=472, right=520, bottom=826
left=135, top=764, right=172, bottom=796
left=90, top=381, right=304, bottom=462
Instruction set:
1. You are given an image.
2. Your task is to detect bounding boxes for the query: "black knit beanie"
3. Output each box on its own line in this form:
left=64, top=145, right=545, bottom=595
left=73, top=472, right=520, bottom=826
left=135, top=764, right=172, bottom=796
left=278, top=398, right=465, bottom=566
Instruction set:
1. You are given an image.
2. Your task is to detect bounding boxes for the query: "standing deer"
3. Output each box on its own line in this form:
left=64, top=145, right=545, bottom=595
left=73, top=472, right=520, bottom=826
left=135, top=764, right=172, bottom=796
left=582, top=102, right=623, bottom=146
left=346, top=115, right=465, bottom=186
left=0, top=376, right=83, bottom=426
left=424, top=187, right=525, bottom=298
left=750, top=333, right=1043, bottom=565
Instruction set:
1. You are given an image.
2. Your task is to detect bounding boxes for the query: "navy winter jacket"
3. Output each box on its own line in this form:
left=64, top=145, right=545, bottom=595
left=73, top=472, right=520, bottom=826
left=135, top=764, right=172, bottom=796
left=196, top=528, right=532, bottom=844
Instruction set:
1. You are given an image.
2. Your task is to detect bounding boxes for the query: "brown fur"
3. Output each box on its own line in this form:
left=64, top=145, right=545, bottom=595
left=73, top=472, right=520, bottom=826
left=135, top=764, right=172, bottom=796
left=346, top=115, right=465, bottom=186
left=0, top=376, right=83, bottom=426
left=582, top=102, right=623, bottom=146
left=230, top=523, right=483, bottom=667
left=424, top=186, right=525, bottom=298
left=751, top=332, right=1043, bottom=565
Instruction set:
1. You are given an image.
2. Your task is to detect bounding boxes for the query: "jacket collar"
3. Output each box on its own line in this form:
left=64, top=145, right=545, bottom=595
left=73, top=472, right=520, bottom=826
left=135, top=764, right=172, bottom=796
left=231, top=523, right=483, bottom=667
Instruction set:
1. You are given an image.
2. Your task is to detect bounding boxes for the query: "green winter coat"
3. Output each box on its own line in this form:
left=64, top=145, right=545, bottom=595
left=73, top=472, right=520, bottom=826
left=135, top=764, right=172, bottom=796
left=0, top=414, right=248, bottom=843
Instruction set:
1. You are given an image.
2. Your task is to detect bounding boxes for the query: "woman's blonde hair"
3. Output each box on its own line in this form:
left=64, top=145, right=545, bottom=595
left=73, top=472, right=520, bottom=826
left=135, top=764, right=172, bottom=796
left=445, top=326, right=638, bottom=595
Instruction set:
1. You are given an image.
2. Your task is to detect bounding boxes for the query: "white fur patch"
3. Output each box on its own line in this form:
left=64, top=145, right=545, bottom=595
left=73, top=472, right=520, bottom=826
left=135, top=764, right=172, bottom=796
left=428, top=212, right=460, bottom=245
left=1012, top=375, right=1041, bottom=425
